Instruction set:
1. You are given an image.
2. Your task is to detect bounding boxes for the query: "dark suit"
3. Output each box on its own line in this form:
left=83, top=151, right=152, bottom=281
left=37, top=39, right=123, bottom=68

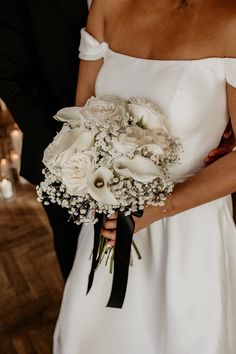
left=0, top=0, right=88, bottom=279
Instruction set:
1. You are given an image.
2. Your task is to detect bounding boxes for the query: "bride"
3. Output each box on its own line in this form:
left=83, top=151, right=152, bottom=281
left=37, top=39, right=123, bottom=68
left=53, top=0, right=236, bottom=353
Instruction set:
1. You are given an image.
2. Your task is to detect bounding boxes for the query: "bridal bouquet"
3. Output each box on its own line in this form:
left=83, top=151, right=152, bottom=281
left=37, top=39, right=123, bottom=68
left=37, top=96, right=180, bottom=220
left=37, top=95, right=181, bottom=308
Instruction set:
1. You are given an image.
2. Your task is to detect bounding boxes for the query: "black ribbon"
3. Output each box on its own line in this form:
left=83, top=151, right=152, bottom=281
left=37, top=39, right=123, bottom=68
left=87, top=210, right=143, bottom=309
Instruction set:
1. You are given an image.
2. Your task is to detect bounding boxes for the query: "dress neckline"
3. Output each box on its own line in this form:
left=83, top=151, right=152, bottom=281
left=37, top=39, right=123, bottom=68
left=107, top=48, right=235, bottom=63
left=82, top=28, right=236, bottom=63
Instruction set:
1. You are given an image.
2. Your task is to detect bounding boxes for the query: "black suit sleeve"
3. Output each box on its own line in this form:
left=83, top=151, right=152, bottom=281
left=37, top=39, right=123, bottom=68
left=0, top=0, right=58, bottom=147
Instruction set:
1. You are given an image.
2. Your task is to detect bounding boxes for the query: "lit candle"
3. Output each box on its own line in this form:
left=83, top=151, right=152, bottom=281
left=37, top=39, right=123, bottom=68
left=0, top=158, right=8, bottom=174
left=10, top=151, right=20, bottom=173
left=10, top=128, right=23, bottom=154
left=0, top=178, right=13, bottom=199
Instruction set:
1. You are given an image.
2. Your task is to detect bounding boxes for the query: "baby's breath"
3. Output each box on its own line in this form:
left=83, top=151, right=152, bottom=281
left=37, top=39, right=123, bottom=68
left=37, top=96, right=182, bottom=224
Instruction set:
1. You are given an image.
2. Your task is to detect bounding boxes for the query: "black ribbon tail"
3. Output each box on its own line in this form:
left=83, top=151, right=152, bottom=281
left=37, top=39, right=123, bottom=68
left=86, top=214, right=104, bottom=294
left=106, top=211, right=135, bottom=308
left=87, top=210, right=143, bottom=308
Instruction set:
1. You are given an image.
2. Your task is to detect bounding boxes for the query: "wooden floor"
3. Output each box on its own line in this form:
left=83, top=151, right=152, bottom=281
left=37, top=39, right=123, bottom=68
left=0, top=183, right=63, bottom=354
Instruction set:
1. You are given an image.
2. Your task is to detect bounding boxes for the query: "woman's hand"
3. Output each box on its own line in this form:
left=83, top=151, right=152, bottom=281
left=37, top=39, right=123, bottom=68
left=100, top=212, right=118, bottom=247
left=204, top=122, right=236, bottom=165
left=100, top=205, right=167, bottom=246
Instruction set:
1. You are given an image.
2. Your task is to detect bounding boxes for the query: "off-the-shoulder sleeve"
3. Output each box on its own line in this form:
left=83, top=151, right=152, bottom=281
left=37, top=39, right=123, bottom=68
left=222, top=58, right=236, bottom=88
left=79, top=28, right=109, bottom=61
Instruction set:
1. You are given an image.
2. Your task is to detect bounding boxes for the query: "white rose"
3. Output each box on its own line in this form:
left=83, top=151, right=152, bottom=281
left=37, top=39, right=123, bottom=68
left=86, top=95, right=126, bottom=109
left=61, top=151, right=95, bottom=196
left=43, top=126, right=95, bottom=176
left=112, top=126, right=166, bottom=161
left=113, top=155, right=165, bottom=183
left=54, top=96, right=125, bottom=127
left=128, top=97, right=168, bottom=132
left=84, top=97, right=126, bottom=123
left=148, top=131, right=172, bottom=152
left=43, top=125, right=70, bottom=174
left=87, top=167, right=118, bottom=205
left=54, top=97, right=125, bottom=128
left=112, top=126, right=147, bottom=154
left=145, top=144, right=164, bottom=156
left=141, top=131, right=171, bottom=161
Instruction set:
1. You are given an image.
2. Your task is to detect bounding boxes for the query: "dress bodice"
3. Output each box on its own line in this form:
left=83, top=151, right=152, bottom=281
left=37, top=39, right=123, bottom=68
left=79, top=28, right=236, bottom=182
left=54, top=29, right=236, bottom=354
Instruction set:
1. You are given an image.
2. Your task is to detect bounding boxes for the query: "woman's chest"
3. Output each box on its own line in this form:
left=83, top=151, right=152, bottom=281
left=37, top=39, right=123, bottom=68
left=105, top=2, right=231, bottom=61
left=95, top=55, right=228, bottom=137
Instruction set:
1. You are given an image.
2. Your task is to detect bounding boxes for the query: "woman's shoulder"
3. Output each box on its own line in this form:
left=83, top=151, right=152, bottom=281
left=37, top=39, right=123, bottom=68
left=218, top=1, right=236, bottom=58
left=86, top=0, right=130, bottom=42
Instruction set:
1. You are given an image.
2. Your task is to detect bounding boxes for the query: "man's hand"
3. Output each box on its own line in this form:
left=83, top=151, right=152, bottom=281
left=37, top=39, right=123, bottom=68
left=205, top=122, right=235, bottom=165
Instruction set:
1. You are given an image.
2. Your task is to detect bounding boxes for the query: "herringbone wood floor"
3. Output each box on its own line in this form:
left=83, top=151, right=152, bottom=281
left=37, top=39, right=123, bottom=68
left=0, top=183, right=63, bottom=354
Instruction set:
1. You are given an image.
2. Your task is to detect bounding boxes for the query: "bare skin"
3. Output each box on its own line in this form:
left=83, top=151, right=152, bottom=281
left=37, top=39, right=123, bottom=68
left=75, top=0, right=236, bottom=246
left=205, top=122, right=235, bottom=165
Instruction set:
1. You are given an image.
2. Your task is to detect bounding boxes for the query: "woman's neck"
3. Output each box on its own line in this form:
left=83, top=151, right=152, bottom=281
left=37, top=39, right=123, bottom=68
left=147, top=0, right=193, bottom=11
left=178, top=0, right=189, bottom=9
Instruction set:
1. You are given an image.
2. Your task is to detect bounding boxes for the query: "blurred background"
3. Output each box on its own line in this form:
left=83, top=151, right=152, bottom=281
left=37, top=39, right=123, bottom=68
left=0, top=99, right=63, bottom=354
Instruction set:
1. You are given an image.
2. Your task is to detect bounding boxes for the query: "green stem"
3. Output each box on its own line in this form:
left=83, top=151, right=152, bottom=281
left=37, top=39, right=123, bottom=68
left=93, top=238, right=142, bottom=274
left=132, top=240, right=142, bottom=260
left=109, top=250, right=114, bottom=274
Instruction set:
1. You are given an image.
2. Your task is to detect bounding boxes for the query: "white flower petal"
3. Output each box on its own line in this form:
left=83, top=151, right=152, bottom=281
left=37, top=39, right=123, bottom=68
left=69, top=131, right=95, bottom=151
left=111, top=140, right=136, bottom=154
left=145, top=144, right=164, bottom=156
left=87, top=167, right=118, bottom=205
left=56, top=131, right=95, bottom=164
left=87, top=95, right=126, bottom=108
left=61, top=152, right=95, bottom=196
left=128, top=98, right=169, bottom=133
left=113, top=156, right=165, bottom=183
left=55, top=128, right=86, bottom=153
left=54, top=107, right=83, bottom=123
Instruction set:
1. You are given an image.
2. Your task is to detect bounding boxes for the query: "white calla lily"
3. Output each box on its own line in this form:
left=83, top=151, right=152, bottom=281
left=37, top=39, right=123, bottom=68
left=54, top=107, right=85, bottom=126
left=113, top=156, right=165, bottom=183
left=88, top=167, right=118, bottom=205
left=57, top=129, right=94, bottom=154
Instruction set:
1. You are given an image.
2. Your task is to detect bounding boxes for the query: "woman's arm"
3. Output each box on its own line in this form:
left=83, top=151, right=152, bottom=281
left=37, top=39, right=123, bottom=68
left=75, top=0, right=105, bottom=106
left=102, top=85, right=236, bottom=243
left=133, top=84, right=236, bottom=232
left=75, top=59, right=103, bottom=106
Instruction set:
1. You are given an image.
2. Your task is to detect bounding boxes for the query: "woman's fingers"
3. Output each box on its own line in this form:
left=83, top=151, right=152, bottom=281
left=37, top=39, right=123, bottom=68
left=100, top=228, right=116, bottom=247
left=101, top=228, right=116, bottom=241
left=106, top=240, right=115, bottom=247
left=103, top=219, right=117, bottom=230
left=107, top=212, right=118, bottom=220
left=99, top=212, right=118, bottom=248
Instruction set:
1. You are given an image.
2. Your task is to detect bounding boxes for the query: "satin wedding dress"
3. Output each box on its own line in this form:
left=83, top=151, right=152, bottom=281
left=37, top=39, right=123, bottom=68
left=53, top=29, right=236, bottom=354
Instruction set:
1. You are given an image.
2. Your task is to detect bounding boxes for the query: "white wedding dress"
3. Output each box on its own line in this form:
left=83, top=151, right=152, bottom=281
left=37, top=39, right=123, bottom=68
left=53, top=29, right=236, bottom=354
